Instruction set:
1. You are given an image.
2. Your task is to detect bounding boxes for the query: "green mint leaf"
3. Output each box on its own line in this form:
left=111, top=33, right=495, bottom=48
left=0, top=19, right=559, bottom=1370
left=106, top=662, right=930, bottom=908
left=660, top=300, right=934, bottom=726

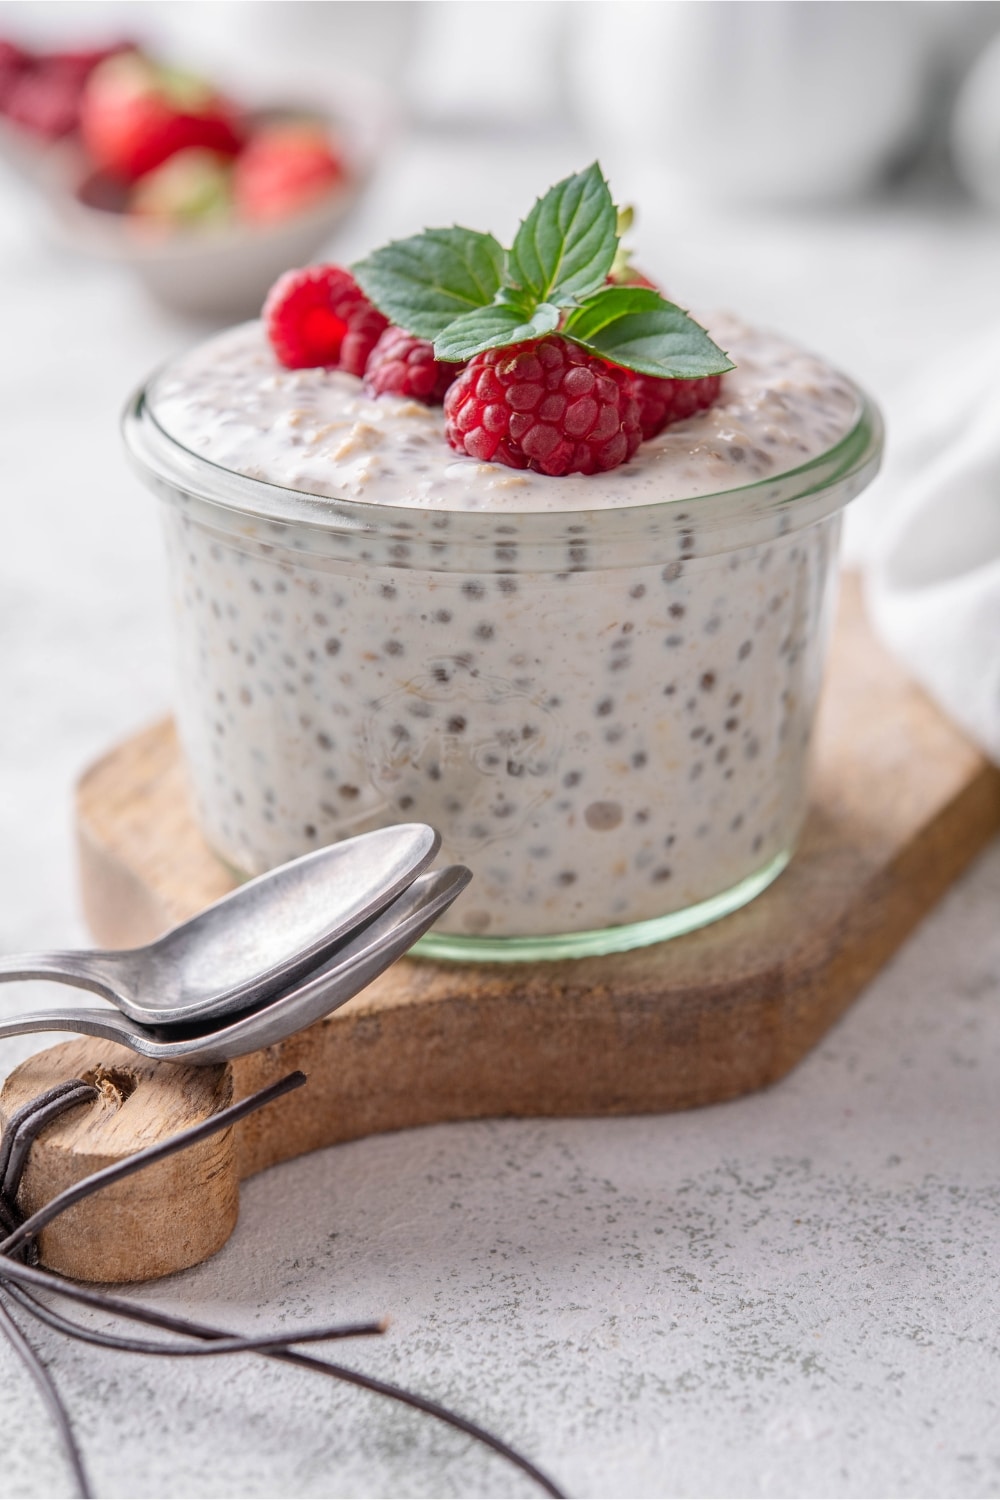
left=352, top=227, right=505, bottom=341
left=507, top=162, right=617, bottom=308
left=434, top=303, right=561, bottom=363
left=563, top=287, right=735, bottom=378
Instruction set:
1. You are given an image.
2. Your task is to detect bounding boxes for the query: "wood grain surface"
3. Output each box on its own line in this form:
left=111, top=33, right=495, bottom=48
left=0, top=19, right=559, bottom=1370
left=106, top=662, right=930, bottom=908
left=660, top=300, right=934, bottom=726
left=3, top=577, right=999, bottom=1282
left=0, top=1040, right=235, bottom=1281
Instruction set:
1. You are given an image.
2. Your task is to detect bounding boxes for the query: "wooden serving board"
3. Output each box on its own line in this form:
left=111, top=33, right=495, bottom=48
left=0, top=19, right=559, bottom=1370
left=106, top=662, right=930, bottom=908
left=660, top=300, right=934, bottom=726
left=3, top=578, right=999, bottom=1283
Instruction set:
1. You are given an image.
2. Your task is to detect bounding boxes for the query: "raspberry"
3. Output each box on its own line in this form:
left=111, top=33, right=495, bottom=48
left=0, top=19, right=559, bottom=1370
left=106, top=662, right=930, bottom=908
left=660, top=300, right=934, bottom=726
left=0, top=40, right=30, bottom=110
left=263, top=264, right=387, bottom=374
left=444, top=336, right=642, bottom=477
left=605, top=263, right=723, bottom=437
left=364, top=326, right=458, bottom=405
left=0, top=40, right=30, bottom=72
left=631, top=372, right=722, bottom=441
left=608, top=264, right=658, bottom=290
left=4, top=68, right=83, bottom=138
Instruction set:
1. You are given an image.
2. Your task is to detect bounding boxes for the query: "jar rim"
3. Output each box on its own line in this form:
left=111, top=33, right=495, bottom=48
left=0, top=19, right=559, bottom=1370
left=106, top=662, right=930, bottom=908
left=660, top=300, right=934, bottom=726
left=123, top=375, right=883, bottom=555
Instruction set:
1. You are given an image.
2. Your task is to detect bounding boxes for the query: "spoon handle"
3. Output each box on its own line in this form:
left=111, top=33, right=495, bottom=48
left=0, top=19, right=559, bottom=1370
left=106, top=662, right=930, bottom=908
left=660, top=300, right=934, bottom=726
left=0, top=952, right=118, bottom=999
left=0, top=1008, right=145, bottom=1047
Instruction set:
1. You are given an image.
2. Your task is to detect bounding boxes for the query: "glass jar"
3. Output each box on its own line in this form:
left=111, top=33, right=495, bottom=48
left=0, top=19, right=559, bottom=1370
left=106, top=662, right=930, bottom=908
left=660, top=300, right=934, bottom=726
left=124, top=384, right=882, bottom=961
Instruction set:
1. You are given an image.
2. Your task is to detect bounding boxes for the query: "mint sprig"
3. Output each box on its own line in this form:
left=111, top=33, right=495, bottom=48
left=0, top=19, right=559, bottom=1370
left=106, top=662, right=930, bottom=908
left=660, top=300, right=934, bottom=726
left=352, top=164, right=734, bottom=379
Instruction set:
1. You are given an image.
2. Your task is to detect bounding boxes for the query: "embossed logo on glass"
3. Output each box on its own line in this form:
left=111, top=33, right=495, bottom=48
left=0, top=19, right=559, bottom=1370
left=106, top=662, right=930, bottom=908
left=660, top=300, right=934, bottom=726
left=364, top=657, right=562, bottom=853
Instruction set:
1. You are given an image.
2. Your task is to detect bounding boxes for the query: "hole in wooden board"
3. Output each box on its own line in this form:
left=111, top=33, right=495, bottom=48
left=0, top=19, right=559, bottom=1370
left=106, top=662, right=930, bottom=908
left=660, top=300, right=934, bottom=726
left=79, top=1066, right=138, bottom=1110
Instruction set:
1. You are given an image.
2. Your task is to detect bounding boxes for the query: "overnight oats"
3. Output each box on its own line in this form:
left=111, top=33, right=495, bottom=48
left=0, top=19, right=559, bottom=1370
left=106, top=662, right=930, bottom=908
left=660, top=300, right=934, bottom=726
left=125, top=166, right=882, bottom=959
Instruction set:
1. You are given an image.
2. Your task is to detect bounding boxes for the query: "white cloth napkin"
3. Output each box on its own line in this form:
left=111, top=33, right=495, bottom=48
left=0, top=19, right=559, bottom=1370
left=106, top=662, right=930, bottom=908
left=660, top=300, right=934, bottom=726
left=863, top=334, right=1000, bottom=764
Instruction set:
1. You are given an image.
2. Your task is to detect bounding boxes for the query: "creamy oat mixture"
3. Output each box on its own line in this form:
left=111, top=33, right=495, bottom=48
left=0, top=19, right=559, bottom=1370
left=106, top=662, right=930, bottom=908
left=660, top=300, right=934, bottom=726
left=146, top=319, right=859, bottom=946
left=150, top=315, right=859, bottom=513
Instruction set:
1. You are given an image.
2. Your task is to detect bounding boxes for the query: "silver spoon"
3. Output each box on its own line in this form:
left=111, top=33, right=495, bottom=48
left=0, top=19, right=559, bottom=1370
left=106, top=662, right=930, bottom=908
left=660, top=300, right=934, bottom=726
left=0, top=865, right=470, bottom=1065
left=0, top=825, right=440, bottom=1029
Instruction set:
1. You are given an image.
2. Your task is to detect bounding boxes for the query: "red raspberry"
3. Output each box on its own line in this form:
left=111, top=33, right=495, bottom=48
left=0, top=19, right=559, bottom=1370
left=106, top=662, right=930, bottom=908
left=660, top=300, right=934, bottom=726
left=0, top=40, right=31, bottom=72
left=631, top=372, right=722, bottom=441
left=0, top=40, right=31, bottom=109
left=444, top=336, right=642, bottom=477
left=263, top=264, right=388, bottom=374
left=3, top=67, right=83, bottom=138
left=608, top=264, right=658, bottom=289
left=605, top=264, right=722, bottom=438
left=364, top=326, right=458, bottom=405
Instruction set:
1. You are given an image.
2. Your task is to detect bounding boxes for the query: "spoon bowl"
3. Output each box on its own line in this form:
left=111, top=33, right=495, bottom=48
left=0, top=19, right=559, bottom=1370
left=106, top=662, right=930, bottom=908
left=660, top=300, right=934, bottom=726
left=0, top=825, right=440, bottom=1028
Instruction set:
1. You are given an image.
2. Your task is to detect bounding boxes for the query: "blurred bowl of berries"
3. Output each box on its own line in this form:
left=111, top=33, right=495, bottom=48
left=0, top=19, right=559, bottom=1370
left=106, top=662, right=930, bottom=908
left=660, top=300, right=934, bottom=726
left=0, top=42, right=391, bottom=317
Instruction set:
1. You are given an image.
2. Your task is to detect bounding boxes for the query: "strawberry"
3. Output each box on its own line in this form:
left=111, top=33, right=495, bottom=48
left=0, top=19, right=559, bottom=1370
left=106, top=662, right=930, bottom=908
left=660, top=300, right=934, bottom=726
left=129, top=147, right=233, bottom=226
left=233, top=121, right=345, bottom=224
left=79, top=51, right=243, bottom=183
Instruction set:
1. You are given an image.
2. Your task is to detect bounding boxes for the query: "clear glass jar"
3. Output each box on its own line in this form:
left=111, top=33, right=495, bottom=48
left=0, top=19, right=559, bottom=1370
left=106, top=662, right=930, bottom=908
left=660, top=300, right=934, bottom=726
left=123, top=384, right=882, bottom=961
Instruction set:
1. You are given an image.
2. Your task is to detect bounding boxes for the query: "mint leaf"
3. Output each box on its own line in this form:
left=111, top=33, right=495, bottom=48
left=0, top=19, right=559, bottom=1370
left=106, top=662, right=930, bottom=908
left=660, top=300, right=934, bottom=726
left=507, top=163, right=617, bottom=308
left=563, top=287, right=735, bottom=378
left=352, top=227, right=504, bottom=341
left=434, top=303, right=561, bottom=362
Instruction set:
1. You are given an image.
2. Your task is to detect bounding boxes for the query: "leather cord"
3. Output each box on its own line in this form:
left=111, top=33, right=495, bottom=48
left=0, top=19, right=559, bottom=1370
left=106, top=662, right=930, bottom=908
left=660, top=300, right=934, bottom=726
left=0, top=1069, right=565, bottom=1500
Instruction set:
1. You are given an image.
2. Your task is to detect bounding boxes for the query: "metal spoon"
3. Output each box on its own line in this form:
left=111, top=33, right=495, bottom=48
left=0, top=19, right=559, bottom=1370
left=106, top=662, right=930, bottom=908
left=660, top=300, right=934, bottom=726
left=0, top=825, right=440, bottom=1029
left=0, top=866, right=469, bottom=1065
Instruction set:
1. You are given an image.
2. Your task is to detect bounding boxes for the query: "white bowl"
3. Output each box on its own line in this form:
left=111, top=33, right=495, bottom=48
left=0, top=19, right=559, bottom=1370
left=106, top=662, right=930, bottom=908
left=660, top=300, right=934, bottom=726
left=7, top=73, right=393, bottom=318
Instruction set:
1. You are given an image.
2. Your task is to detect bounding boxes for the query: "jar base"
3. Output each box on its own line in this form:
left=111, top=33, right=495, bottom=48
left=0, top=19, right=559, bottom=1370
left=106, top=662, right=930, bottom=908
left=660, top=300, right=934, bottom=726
left=414, top=847, right=792, bottom=963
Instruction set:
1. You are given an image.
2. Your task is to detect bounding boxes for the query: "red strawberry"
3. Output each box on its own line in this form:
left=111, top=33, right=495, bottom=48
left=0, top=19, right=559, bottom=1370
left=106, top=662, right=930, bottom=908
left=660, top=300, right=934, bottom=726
left=233, top=121, right=345, bottom=224
left=129, top=147, right=233, bottom=226
left=364, top=326, right=458, bottom=404
left=631, top=372, right=722, bottom=441
left=79, top=51, right=242, bottom=183
left=444, top=336, right=642, bottom=477
left=263, top=264, right=388, bottom=374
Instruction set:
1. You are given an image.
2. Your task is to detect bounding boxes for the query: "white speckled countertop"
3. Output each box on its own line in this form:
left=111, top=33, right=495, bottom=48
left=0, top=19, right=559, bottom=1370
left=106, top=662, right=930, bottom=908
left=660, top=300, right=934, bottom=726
left=1, top=131, right=999, bottom=1498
